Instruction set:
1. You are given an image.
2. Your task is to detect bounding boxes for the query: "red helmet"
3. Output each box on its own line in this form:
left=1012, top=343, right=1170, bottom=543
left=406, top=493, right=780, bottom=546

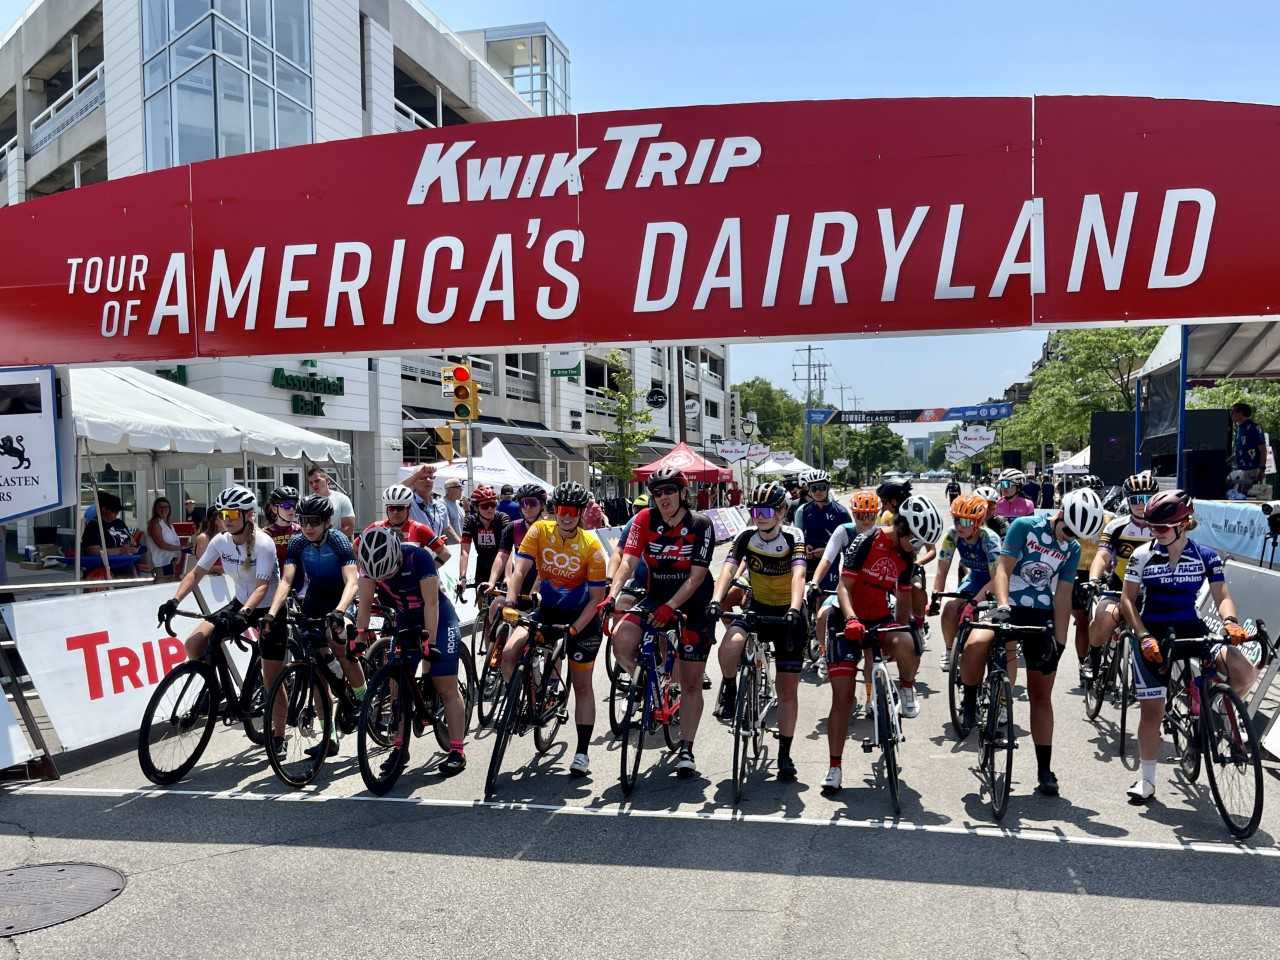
left=1145, top=489, right=1193, bottom=526
left=472, top=484, right=498, bottom=505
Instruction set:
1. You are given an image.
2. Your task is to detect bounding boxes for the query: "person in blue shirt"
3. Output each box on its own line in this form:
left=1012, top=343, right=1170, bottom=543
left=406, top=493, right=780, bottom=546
left=796, top=470, right=851, bottom=669
left=1229, top=402, right=1268, bottom=496
left=496, top=485, right=522, bottom=523
left=353, top=524, right=466, bottom=776
left=958, top=488, right=1105, bottom=798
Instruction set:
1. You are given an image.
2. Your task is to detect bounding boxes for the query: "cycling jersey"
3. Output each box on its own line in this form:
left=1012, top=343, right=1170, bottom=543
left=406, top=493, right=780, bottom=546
left=285, top=530, right=354, bottom=616
left=264, top=520, right=300, bottom=567
left=617, top=514, right=649, bottom=586
left=1000, top=515, right=1080, bottom=610
left=371, top=543, right=461, bottom=677
left=995, top=496, right=1036, bottom=519
left=499, top=516, right=539, bottom=595
left=1125, top=538, right=1224, bottom=625
left=725, top=525, right=805, bottom=608
left=840, top=528, right=912, bottom=622
left=363, top=518, right=445, bottom=554
left=984, top=514, right=1009, bottom=541
left=820, top=521, right=869, bottom=568
left=794, top=499, right=852, bottom=589
left=1098, top=515, right=1151, bottom=587
left=938, top=526, right=1002, bottom=593
left=462, top=511, right=510, bottom=583
left=1074, top=512, right=1112, bottom=576
left=786, top=496, right=807, bottom=524
left=517, top=518, right=608, bottom=611
left=197, top=529, right=279, bottom=608
left=622, top=507, right=714, bottom=605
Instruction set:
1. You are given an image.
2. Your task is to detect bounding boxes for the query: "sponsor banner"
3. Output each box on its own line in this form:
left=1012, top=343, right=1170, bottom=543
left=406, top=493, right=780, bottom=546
left=837, top=402, right=1013, bottom=425
left=0, top=690, right=36, bottom=768
left=706, top=507, right=748, bottom=543
left=958, top=425, right=997, bottom=451
left=1186, top=499, right=1275, bottom=561
left=6, top=97, right=1280, bottom=366
left=805, top=408, right=836, bottom=426
left=0, top=366, right=63, bottom=523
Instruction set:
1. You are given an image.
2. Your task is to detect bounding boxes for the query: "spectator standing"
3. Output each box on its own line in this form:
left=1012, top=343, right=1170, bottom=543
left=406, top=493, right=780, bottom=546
left=443, top=478, right=465, bottom=541
left=306, top=466, right=356, bottom=538
left=1022, top=474, right=1042, bottom=506
left=1229, top=402, right=1268, bottom=497
left=583, top=495, right=606, bottom=530
left=405, top=464, right=458, bottom=542
left=145, top=497, right=185, bottom=578
left=183, top=497, right=198, bottom=522
left=1039, top=474, right=1056, bottom=509
left=496, top=484, right=521, bottom=522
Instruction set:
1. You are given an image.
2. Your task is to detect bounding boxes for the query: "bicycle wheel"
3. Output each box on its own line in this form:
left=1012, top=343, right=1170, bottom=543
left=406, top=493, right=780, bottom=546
left=265, top=661, right=332, bottom=789
left=1166, top=663, right=1201, bottom=782
left=477, top=625, right=506, bottom=727
left=533, top=643, right=568, bottom=754
left=357, top=663, right=411, bottom=795
left=989, top=674, right=1015, bottom=821
left=608, top=669, right=630, bottom=736
left=948, top=628, right=970, bottom=738
left=875, top=671, right=900, bottom=816
left=1202, top=684, right=1264, bottom=839
left=238, top=654, right=268, bottom=746
left=731, top=662, right=756, bottom=803
left=484, top=665, right=526, bottom=800
left=619, top=667, right=648, bottom=797
left=750, top=659, right=764, bottom=759
left=1117, top=641, right=1133, bottom=759
left=138, top=661, right=219, bottom=785
left=1084, top=641, right=1110, bottom=720
left=605, top=628, right=620, bottom=682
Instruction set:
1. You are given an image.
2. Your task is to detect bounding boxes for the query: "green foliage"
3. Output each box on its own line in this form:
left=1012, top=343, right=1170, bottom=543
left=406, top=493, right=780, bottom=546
left=1190, top=378, right=1280, bottom=466
left=734, top=377, right=804, bottom=448
left=597, top=350, right=655, bottom=484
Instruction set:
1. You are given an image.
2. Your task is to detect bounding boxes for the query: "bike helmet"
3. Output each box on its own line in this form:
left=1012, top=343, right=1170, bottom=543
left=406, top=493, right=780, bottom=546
left=752, top=481, right=788, bottom=510
left=1145, top=489, right=1194, bottom=526
left=632, top=492, right=650, bottom=508
left=515, top=482, right=547, bottom=503
left=898, top=495, right=942, bottom=544
left=876, top=479, right=912, bottom=502
left=269, top=485, right=299, bottom=504
left=1123, top=470, right=1159, bottom=497
left=849, top=489, right=882, bottom=517
left=974, top=484, right=999, bottom=504
left=472, top=484, right=498, bottom=505
left=382, top=484, right=416, bottom=507
left=997, top=468, right=1025, bottom=487
left=355, top=524, right=402, bottom=580
left=214, top=485, right=257, bottom=513
left=950, top=493, right=988, bottom=523
left=783, top=472, right=801, bottom=488
left=1061, top=488, right=1106, bottom=540
left=646, top=466, right=688, bottom=491
left=297, top=494, right=334, bottom=520
left=551, top=481, right=590, bottom=509
left=804, top=470, right=830, bottom=485
left=1085, top=474, right=1106, bottom=491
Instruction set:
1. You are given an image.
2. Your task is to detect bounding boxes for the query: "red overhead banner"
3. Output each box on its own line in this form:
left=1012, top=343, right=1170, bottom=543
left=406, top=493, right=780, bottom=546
left=1, top=96, right=1277, bottom=366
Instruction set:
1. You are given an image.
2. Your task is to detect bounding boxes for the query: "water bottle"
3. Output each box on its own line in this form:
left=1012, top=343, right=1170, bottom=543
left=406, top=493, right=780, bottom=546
left=317, top=644, right=345, bottom=685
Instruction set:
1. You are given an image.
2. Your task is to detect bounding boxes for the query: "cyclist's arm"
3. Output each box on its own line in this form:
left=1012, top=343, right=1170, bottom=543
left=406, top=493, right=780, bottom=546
left=1119, top=578, right=1146, bottom=637
left=456, top=541, right=471, bottom=580
left=1088, top=545, right=1112, bottom=581
left=931, top=556, right=952, bottom=595
left=992, top=555, right=1015, bottom=606
left=336, top=563, right=359, bottom=614
left=1053, top=580, right=1072, bottom=648
left=267, top=561, right=298, bottom=617
left=811, top=555, right=833, bottom=586
left=171, top=563, right=208, bottom=604
left=419, top=575, right=440, bottom=647
left=486, top=549, right=510, bottom=592
left=789, top=560, right=806, bottom=610
left=575, top=583, right=607, bottom=635
left=916, top=543, right=937, bottom=566
left=836, top=574, right=855, bottom=620
left=1209, top=580, right=1238, bottom=622
left=355, top=578, right=374, bottom=632
left=710, top=557, right=738, bottom=605
left=505, top=556, right=534, bottom=605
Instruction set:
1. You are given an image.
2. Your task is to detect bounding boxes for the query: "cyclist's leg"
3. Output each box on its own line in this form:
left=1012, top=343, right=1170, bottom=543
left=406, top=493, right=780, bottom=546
left=959, top=628, right=993, bottom=686
left=430, top=621, right=465, bottom=744
left=815, top=601, right=831, bottom=662
left=185, top=619, right=216, bottom=660
left=941, top=599, right=964, bottom=653
left=566, top=616, right=602, bottom=730
left=716, top=620, right=748, bottom=716
left=1216, top=644, right=1259, bottom=700
left=328, top=616, right=365, bottom=692
left=885, top=630, right=917, bottom=685
left=826, top=614, right=858, bottom=757
left=501, top=625, right=531, bottom=681
left=1089, top=598, right=1120, bottom=648
left=1128, top=632, right=1166, bottom=790
left=674, top=616, right=714, bottom=743
left=255, top=612, right=289, bottom=733
left=773, top=619, right=805, bottom=739
left=613, top=598, right=654, bottom=674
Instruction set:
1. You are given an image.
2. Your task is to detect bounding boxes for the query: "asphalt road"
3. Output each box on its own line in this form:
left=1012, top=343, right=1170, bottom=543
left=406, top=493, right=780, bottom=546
left=3, top=482, right=1279, bottom=958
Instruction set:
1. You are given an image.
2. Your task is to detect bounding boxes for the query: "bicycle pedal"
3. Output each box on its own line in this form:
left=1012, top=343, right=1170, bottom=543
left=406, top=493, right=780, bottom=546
left=556, top=709, right=568, bottom=723
left=861, top=740, right=875, bottom=753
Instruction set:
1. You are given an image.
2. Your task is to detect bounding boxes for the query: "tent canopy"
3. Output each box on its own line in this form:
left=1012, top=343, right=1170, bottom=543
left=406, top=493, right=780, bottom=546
left=399, top=437, right=552, bottom=493
left=1138, top=321, right=1280, bottom=382
left=1053, top=446, right=1090, bottom=474
left=633, top=442, right=729, bottom=483
left=753, top=455, right=814, bottom=476
left=70, top=367, right=350, bottom=464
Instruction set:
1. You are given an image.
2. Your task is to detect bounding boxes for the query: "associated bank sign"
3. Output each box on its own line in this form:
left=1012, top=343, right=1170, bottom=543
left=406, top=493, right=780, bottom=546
left=270, top=360, right=345, bottom=417
left=0, top=366, right=62, bottom=522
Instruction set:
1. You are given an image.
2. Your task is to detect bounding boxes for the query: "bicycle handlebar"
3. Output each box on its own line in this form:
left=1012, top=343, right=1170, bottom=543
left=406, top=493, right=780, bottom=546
left=160, top=608, right=208, bottom=638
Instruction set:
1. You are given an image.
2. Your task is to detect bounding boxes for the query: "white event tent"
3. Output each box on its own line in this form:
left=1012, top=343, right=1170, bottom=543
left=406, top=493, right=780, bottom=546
left=752, top=455, right=814, bottom=476
left=399, top=437, right=552, bottom=493
left=1053, top=447, right=1090, bottom=475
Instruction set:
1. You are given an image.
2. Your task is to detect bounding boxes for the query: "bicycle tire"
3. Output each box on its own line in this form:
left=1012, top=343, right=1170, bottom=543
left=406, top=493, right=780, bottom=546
left=1118, top=642, right=1133, bottom=760
left=1167, top=663, right=1201, bottom=782
left=1202, top=684, right=1264, bottom=839
left=875, top=671, right=900, bottom=816
left=477, top=638, right=503, bottom=728
left=357, top=662, right=411, bottom=795
left=661, top=679, right=682, bottom=752
left=605, top=630, right=620, bottom=682
left=429, top=641, right=478, bottom=745
left=990, top=674, right=1015, bottom=821
left=533, top=642, right=568, bottom=754
left=138, top=661, right=219, bottom=785
left=238, top=654, right=268, bottom=746
left=948, top=627, right=970, bottom=739
left=363, top=637, right=390, bottom=679
left=750, top=659, right=764, bottom=760
left=732, top=662, right=755, bottom=804
left=265, top=661, right=332, bottom=789
left=1084, top=641, right=1108, bottom=720
left=619, top=667, right=647, bottom=797
left=608, top=669, right=629, bottom=736
left=484, top=664, right=526, bottom=800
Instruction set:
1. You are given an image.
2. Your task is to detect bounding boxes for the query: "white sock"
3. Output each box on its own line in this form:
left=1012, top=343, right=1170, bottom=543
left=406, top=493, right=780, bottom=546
left=1141, top=759, right=1157, bottom=786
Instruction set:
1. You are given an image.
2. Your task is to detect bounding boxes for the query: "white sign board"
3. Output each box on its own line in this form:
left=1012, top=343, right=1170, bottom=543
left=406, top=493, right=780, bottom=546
left=832, top=458, right=850, bottom=469
left=0, top=366, right=62, bottom=523
left=0, top=689, right=36, bottom=768
left=958, top=425, right=996, bottom=453
left=944, top=444, right=968, bottom=464
left=715, top=441, right=750, bottom=463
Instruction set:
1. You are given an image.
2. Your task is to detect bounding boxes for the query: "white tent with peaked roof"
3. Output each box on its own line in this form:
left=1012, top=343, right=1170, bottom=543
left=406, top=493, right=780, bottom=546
left=399, top=437, right=552, bottom=493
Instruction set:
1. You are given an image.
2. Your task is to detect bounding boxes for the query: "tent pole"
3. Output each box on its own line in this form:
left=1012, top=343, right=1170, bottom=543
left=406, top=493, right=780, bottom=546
left=1176, top=325, right=1189, bottom=489
left=1133, top=377, right=1144, bottom=474
left=85, top=444, right=113, bottom=582
left=73, top=440, right=83, bottom=578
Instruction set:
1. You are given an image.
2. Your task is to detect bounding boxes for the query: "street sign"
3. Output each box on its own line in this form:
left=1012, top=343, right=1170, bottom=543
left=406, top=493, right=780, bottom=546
left=645, top=387, right=667, bottom=409
left=805, top=408, right=837, bottom=426
left=832, top=458, right=850, bottom=469
left=549, top=350, right=581, bottom=377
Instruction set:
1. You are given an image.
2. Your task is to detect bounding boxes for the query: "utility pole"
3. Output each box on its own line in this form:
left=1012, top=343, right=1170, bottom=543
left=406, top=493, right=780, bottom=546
left=793, top=346, right=830, bottom=465
left=675, top=346, right=687, bottom=442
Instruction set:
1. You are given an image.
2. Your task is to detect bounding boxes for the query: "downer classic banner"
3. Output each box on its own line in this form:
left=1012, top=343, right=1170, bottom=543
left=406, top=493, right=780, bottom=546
left=1, top=96, right=1279, bottom=366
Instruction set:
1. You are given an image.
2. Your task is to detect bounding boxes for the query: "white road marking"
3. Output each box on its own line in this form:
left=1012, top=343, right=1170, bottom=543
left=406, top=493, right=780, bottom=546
left=9, top=783, right=1278, bottom=860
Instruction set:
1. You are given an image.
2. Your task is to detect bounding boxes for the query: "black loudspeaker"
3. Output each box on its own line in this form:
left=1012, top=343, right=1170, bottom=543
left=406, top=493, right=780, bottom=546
left=1001, top=450, right=1022, bottom=469
left=1184, top=449, right=1227, bottom=500
left=1090, top=411, right=1135, bottom=486
left=1184, top=409, right=1231, bottom=451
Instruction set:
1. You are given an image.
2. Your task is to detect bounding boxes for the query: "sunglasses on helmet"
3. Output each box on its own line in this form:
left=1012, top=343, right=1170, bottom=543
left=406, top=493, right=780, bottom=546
left=751, top=506, right=776, bottom=519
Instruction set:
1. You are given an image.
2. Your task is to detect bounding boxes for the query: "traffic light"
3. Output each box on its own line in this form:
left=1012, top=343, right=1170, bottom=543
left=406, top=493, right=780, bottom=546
left=1043, top=442, right=1056, bottom=465
left=450, top=364, right=479, bottom=421
left=433, top=425, right=456, bottom=461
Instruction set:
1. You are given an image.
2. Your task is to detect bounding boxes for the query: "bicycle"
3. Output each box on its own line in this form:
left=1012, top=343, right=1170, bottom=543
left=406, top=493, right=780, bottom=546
left=458, top=581, right=503, bottom=679
left=857, top=619, right=918, bottom=816
left=262, top=613, right=363, bottom=789
left=356, top=624, right=477, bottom=795
left=483, top=607, right=573, bottom=800
left=476, top=593, right=533, bottom=727
left=804, top=585, right=837, bottom=671
left=721, top=603, right=784, bottom=804
left=617, top=598, right=685, bottom=797
left=937, top=591, right=979, bottom=737
left=1082, top=588, right=1136, bottom=759
left=1157, top=630, right=1265, bottom=839
left=138, top=607, right=267, bottom=785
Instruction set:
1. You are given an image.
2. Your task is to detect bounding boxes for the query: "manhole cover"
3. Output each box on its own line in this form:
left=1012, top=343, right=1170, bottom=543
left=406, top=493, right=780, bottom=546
left=0, top=863, right=126, bottom=937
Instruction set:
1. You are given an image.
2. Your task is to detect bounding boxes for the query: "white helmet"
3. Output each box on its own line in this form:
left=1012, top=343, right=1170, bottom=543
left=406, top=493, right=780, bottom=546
left=214, top=485, right=257, bottom=513
left=355, top=524, right=403, bottom=580
left=974, top=484, right=999, bottom=503
left=805, top=469, right=830, bottom=485
left=382, top=483, right=415, bottom=507
left=997, top=468, right=1025, bottom=486
left=898, top=495, right=943, bottom=545
left=1061, top=488, right=1105, bottom=541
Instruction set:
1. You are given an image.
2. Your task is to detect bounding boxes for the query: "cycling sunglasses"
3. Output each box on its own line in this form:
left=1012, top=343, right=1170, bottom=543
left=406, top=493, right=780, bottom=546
left=477, top=502, right=497, bottom=510
left=299, top=517, right=326, bottom=528
left=751, top=506, right=776, bottom=519
left=276, top=501, right=297, bottom=511
left=808, top=483, right=829, bottom=493
left=385, top=504, right=408, bottom=512
left=996, top=479, right=1016, bottom=489
left=955, top=517, right=977, bottom=529
left=218, top=509, right=246, bottom=522
left=650, top=484, right=681, bottom=497
left=520, top=497, right=543, bottom=509
left=1127, top=494, right=1152, bottom=506
left=554, top=505, right=581, bottom=518
left=1148, top=522, right=1181, bottom=534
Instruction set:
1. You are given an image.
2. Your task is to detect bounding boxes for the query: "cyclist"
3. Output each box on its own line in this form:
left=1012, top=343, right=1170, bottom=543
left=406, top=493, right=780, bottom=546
left=1067, top=494, right=1115, bottom=689
left=875, top=479, right=911, bottom=525
left=822, top=495, right=942, bottom=793
left=973, top=484, right=1009, bottom=541
left=784, top=473, right=808, bottom=523
left=263, top=494, right=362, bottom=756
left=491, top=483, right=548, bottom=613
left=809, top=489, right=882, bottom=685
left=994, top=469, right=1036, bottom=519
left=874, top=477, right=931, bottom=626
left=797, top=469, right=851, bottom=670
left=945, top=476, right=962, bottom=503
left=372, top=484, right=450, bottom=566
left=156, top=486, right=282, bottom=741
left=708, top=482, right=806, bottom=781
left=604, top=467, right=715, bottom=777
left=930, top=493, right=1001, bottom=671
left=1086, top=471, right=1159, bottom=681
left=503, top=482, right=608, bottom=777
left=604, top=492, right=651, bottom=615
left=1120, top=489, right=1256, bottom=802
left=959, top=487, right=1105, bottom=797
left=456, top=484, right=510, bottom=602
left=263, top=485, right=301, bottom=568
left=353, top=524, right=467, bottom=776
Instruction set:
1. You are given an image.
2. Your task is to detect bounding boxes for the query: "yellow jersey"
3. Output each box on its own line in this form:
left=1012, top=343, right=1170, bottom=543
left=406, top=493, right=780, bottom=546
left=517, top=518, right=608, bottom=611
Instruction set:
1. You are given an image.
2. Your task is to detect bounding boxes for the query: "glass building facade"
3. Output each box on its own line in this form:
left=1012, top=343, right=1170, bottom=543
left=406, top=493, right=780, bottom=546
left=142, top=0, right=314, bottom=170
left=482, top=24, right=569, bottom=117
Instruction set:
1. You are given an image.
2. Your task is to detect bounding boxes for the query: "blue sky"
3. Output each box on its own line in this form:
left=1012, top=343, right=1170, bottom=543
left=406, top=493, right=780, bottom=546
left=4, top=1, right=1274, bottom=436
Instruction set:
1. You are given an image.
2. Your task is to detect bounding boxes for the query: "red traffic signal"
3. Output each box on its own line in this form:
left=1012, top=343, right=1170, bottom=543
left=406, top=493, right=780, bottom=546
left=452, top=365, right=471, bottom=382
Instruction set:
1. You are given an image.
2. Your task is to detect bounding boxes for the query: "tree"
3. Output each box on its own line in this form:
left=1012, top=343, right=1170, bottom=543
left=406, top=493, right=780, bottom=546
left=597, top=350, right=655, bottom=487
left=735, top=376, right=805, bottom=448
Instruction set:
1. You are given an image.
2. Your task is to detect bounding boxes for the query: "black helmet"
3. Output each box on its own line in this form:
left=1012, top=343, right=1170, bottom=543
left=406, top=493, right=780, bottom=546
left=551, top=481, right=590, bottom=509
left=515, top=483, right=547, bottom=503
left=646, top=467, right=687, bottom=491
left=752, top=481, right=788, bottom=510
left=876, top=479, right=912, bottom=502
left=269, top=485, right=299, bottom=504
left=1086, top=474, right=1106, bottom=491
left=297, top=494, right=334, bottom=520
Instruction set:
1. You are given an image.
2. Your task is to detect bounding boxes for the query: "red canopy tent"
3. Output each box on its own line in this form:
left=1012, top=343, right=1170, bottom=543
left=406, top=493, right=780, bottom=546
left=633, top=442, right=732, bottom=483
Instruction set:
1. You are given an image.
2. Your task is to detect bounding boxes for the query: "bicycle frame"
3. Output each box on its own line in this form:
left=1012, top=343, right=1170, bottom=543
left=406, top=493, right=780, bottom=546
left=860, top=623, right=912, bottom=749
